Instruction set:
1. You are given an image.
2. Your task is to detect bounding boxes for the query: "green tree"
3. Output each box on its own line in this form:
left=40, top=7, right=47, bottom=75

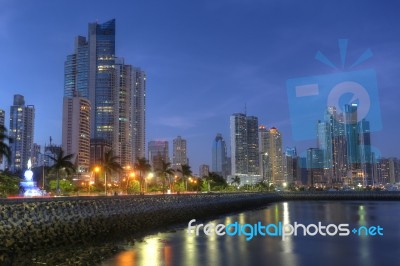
left=0, top=125, right=12, bottom=165
left=230, top=175, right=241, bottom=186
left=134, top=157, right=152, bottom=193
left=177, top=164, right=192, bottom=191
left=48, top=149, right=76, bottom=195
left=0, top=172, right=20, bottom=197
left=157, top=161, right=175, bottom=194
left=127, top=180, right=140, bottom=194
left=100, top=150, right=123, bottom=195
left=49, top=179, right=75, bottom=194
left=207, top=172, right=227, bottom=191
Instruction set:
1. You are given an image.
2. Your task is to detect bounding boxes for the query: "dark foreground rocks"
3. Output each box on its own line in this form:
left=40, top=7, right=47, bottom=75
left=0, top=193, right=281, bottom=264
left=1, top=191, right=399, bottom=265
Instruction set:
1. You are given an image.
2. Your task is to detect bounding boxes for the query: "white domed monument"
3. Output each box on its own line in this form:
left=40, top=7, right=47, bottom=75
left=20, top=159, right=42, bottom=197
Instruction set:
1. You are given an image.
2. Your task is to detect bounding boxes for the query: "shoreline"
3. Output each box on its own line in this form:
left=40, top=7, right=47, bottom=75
left=1, top=192, right=400, bottom=264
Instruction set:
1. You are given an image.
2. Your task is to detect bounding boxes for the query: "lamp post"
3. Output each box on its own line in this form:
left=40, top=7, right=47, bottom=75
left=94, top=166, right=101, bottom=195
left=145, top=172, right=154, bottom=193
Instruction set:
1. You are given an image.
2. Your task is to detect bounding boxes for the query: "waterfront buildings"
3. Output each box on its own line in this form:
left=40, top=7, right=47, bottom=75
left=62, top=19, right=146, bottom=172
left=230, top=113, right=260, bottom=185
left=211, top=133, right=228, bottom=178
left=62, top=96, right=91, bottom=173
left=172, top=136, right=188, bottom=169
left=148, top=140, right=169, bottom=172
left=9, top=95, right=35, bottom=172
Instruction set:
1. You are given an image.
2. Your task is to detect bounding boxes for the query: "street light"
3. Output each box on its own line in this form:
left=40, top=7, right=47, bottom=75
left=145, top=172, right=154, bottom=193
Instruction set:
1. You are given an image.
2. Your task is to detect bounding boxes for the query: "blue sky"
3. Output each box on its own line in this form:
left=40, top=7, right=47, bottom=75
left=0, top=0, right=399, bottom=174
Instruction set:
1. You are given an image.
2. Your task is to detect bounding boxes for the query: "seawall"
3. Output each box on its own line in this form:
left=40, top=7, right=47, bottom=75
left=1, top=192, right=399, bottom=257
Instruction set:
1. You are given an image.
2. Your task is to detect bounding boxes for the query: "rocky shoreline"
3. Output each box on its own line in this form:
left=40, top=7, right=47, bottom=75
left=1, top=192, right=399, bottom=265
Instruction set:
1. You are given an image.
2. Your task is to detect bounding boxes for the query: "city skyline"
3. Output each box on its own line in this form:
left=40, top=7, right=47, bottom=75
left=1, top=0, right=400, bottom=174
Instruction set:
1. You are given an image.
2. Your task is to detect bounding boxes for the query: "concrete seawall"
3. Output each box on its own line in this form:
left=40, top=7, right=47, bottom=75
left=1, top=192, right=399, bottom=258
left=0, top=193, right=281, bottom=255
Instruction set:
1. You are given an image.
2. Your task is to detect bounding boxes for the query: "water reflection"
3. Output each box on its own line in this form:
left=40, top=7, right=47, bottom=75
left=103, top=201, right=400, bottom=266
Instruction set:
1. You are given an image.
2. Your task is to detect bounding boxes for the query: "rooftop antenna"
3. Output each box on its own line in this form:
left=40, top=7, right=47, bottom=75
left=244, top=103, right=247, bottom=115
left=49, top=136, right=52, bottom=146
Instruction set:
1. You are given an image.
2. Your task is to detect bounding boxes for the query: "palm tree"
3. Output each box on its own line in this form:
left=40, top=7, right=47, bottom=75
left=100, top=150, right=123, bottom=195
left=0, top=125, right=12, bottom=165
left=48, top=149, right=76, bottom=195
left=177, top=164, right=192, bottom=191
left=157, top=161, right=175, bottom=194
left=231, top=175, right=241, bottom=186
left=134, top=157, right=151, bottom=193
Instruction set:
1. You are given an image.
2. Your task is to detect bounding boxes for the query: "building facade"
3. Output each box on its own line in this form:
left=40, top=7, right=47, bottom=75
left=211, top=133, right=228, bottom=178
left=9, top=95, right=35, bottom=172
left=199, top=164, right=210, bottom=178
left=172, top=136, right=188, bottom=168
left=148, top=141, right=169, bottom=171
left=62, top=96, right=91, bottom=174
left=63, top=19, right=146, bottom=169
left=230, top=113, right=259, bottom=176
left=0, top=109, right=5, bottom=166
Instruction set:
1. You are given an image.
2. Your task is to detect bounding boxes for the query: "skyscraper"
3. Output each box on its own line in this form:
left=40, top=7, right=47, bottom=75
left=267, top=127, right=284, bottom=184
left=63, top=19, right=146, bottom=168
left=230, top=113, right=259, bottom=179
left=230, top=113, right=247, bottom=175
left=307, top=148, right=324, bottom=186
left=62, top=96, right=91, bottom=174
left=0, top=109, right=5, bottom=166
left=173, top=136, right=188, bottom=168
left=148, top=141, right=169, bottom=171
left=0, top=109, right=4, bottom=127
left=258, top=125, right=270, bottom=181
left=246, top=116, right=259, bottom=175
left=284, top=147, right=299, bottom=185
left=9, top=95, right=35, bottom=172
left=199, top=164, right=210, bottom=177
left=358, top=119, right=373, bottom=185
left=345, top=104, right=360, bottom=169
left=132, top=67, right=146, bottom=161
left=212, top=133, right=228, bottom=178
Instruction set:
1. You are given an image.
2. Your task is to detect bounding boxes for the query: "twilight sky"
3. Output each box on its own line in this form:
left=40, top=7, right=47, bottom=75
left=0, top=0, right=399, bottom=174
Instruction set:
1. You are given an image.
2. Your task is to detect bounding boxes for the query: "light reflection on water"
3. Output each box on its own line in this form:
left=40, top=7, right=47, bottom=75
left=103, top=201, right=400, bottom=266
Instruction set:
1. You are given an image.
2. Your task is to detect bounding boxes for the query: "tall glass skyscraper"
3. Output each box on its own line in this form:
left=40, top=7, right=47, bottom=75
left=63, top=19, right=146, bottom=168
left=345, top=104, right=360, bottom=169
left=212, top=133, right=228, bottom=178
left=9, top=95, right=35, bottom=172
left=230, top=113, right=259, bottom=177
left=173, top=136, right=188, bottom=168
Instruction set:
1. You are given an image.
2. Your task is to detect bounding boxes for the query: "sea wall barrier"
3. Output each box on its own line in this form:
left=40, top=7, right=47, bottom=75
left=1, top=191, right=399, bottom=256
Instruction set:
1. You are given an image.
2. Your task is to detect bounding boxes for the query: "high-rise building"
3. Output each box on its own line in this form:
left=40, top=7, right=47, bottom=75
left=148, top=141, right=169, bottom=171
left=284, top=147, right=299, bottom=185
left=246, top=116, right=259, bottom=175
left=132, top=68, right=146, bottom=161
left=345, top=104, right=360, bottom=169
left=9, top=95, right=35, bottom=172
left=211, top=133, right=228, bottom=178
left=0, top=109, right=4, bottom=127
left=63, top=19, right=146, bottom=168
left=230, top=113, right=247, bottom=175
left=62, top=96, right=91, bottom=174
left=267, top=127, right=284, bottom=184
left=173, top=136, right=188, bottom=168
left=199, top=164, right=210, bottom=177
left=258, top=125, right=270, bottom=181
left=306, top=148, right=324, bottom=186
left=259, top=125, right=284, bottom=184
left=358, top=119, right=373, bottom=185
left=0, top=109, right=5, bottom=166
left=377, top=158, right=400, bottom=185
left=230, top=113, right=259, bottom=176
